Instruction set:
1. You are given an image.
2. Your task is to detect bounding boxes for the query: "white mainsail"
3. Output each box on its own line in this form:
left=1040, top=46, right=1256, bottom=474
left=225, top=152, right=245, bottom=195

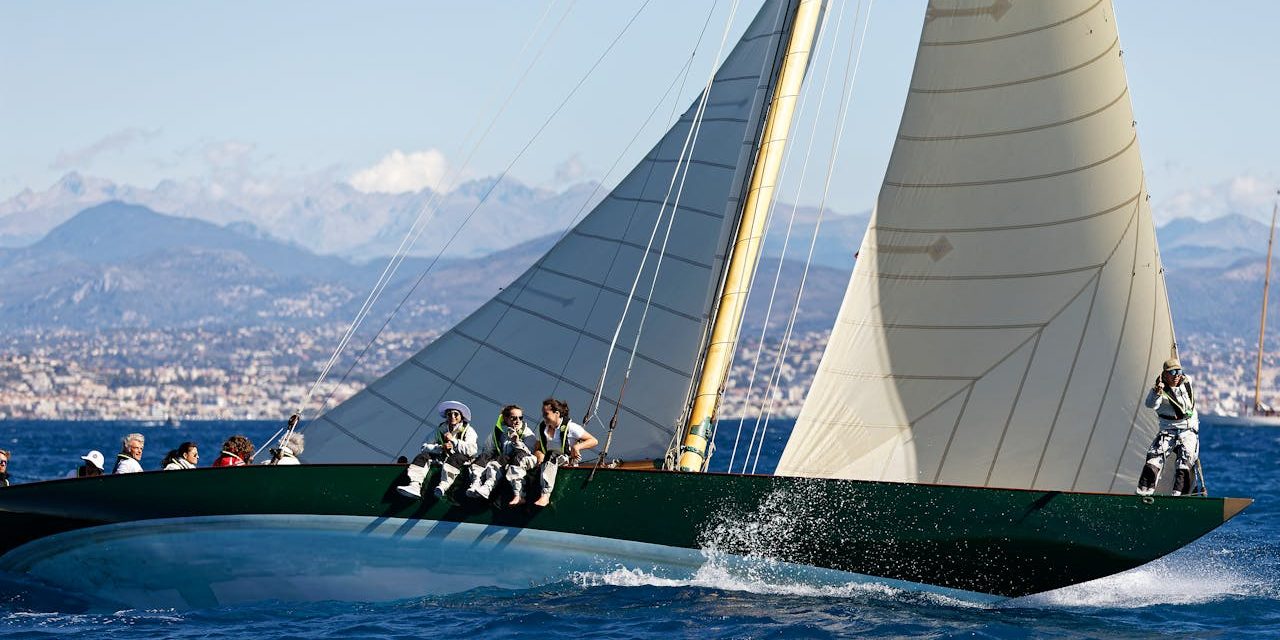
left=778, top=0, right=1175, bottom=493
left=306, top=0, right=807, bottom=464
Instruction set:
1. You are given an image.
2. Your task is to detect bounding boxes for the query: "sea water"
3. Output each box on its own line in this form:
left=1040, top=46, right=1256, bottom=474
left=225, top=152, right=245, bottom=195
left=0, top=418, right=1274, bottom=639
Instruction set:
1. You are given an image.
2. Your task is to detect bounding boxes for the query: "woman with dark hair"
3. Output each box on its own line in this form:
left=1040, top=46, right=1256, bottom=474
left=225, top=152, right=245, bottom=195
left=212, top=436, right=254, bottom=467
left=162, top=442, right=199, bottom=470
left=529, top=397, right=597, bottom=507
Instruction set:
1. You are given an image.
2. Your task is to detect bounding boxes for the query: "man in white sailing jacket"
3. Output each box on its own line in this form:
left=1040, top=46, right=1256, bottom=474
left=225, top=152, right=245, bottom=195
left=1136, top=358, right=1199, bottom=496
left=396, top=400, right=479, bottom=499
left=465, top=404, right=538, bottom=501
left=113, top=433, right=145, bottom=474
left=528, top=397, right=598, bottom=507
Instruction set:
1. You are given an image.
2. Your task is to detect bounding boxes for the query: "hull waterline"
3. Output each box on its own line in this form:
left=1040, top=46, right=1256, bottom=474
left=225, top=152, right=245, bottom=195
left=0, top=465, right=1250, bottom=608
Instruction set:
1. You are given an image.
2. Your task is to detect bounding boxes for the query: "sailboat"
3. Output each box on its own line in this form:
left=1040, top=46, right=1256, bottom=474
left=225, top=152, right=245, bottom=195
left=0, top=0, right=1251, bottom=608
left=1205, top=197, right=1280, bottom=426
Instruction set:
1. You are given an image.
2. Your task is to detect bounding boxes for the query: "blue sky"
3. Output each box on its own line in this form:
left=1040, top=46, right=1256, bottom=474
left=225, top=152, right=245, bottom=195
left=1, top=1, right=1277, bottom=222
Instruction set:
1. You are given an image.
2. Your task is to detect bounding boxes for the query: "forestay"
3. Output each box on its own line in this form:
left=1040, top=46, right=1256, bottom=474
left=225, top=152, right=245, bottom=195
left=306, top=0, right=802, bottom=464
left=778, top=0, right=1175, bottom=493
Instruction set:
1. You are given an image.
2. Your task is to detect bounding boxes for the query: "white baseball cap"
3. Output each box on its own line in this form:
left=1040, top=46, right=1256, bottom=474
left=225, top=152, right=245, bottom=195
left=81, top=450, right=105, bottom=470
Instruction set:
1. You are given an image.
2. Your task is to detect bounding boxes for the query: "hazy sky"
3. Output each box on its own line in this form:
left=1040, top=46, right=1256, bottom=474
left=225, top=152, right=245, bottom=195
left=2, top=1, right=1277, bottom=222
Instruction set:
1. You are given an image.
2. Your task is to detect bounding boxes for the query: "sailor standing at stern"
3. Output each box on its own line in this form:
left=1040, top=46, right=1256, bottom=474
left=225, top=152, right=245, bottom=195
left=1136, top=358, right=1199, bottom=497
left=397, top=401, right=478, bottom=499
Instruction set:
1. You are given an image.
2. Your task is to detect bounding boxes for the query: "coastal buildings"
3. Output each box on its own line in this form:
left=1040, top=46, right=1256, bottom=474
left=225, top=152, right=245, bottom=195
left=0, top=327, right=1268, bottom=421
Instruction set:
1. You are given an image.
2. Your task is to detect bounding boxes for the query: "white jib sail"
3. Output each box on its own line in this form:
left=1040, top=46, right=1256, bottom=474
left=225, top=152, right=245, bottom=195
left=305, top=0, right=804, bottom=464
left=778, top=0, right=1175, bottom=493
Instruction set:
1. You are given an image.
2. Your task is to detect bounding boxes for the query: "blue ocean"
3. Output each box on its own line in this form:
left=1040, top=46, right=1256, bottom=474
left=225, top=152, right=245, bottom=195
left=0, top=418, right=1274, bottom=639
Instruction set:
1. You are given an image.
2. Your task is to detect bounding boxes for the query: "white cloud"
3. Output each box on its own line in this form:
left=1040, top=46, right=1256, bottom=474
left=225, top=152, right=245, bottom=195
left=553, top=153, right=587, bottom=185
left=1155, top=173, right=1279, bottom=225
left=50, top=127, right=161, bottom=170
left=204, top=141, right=255, bottom=168
left=347, top=149, right=451, bottom=194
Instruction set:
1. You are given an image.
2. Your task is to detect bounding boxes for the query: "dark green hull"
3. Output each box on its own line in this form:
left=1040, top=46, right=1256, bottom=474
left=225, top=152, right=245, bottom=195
left=0, top=465, right=1249, bottom=599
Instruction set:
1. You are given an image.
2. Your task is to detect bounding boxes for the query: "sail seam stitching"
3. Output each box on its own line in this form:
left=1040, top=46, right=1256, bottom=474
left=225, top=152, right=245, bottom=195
left=813, top=369, right=979, bottom=381
left=1029, top=198, right=1142, bottom=486
left=884, top=132, right=1136, bottom=189
left=983, top=330, right=1045, bottom=486
left=872, top=263, right=1101, bottom=282
left=932, top=384, right=977, bottom=483
left=909, top=36, right=1118, bottom=94
left=570, top=229, right=714, bottom=270
left=1030, top=271, right=1105, bottom=487
left=874, top=191, right=1139, bottom=234
left=409, top=351, right=672, bottom=435
left=1109, top=233, right=1164, bottom=492
left=603, top=195, right=726, bottom=220
left=530, top=264, right=704, bottom=322
left=1072, top=187, right=1144, bottom=490
left=916, top=254, right=1112, bottom=483
left=921, top=0, right=1106, bottom=47
left=838, top=320, right=1047, bottom=331
left=313, top=415, right=397, bottom=458
left=470, top=304, right=694, bottom=378
left=898, top=86, right=1128, bottom=142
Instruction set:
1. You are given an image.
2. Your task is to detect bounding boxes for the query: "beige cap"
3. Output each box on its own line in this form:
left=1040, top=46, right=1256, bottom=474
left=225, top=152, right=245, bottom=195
left=1163, top=358, right=1182, bottom=372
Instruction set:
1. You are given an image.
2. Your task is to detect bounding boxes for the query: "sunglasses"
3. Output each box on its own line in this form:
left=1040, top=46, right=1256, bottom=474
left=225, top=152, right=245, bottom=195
left=507, top=415, right=524, bottom=422
left=1167, top=369, right=1183, bottom=376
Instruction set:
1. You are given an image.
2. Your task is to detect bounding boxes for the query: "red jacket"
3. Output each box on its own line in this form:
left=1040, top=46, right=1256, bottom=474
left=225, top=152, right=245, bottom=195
left=211, top=451, right=246, bottom=467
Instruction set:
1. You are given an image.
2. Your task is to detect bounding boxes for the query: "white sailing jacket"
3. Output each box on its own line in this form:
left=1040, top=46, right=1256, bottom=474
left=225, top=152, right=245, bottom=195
left=422, top=422, right=478, bottom=458
left=1144, top=376, right=1198, bottom=432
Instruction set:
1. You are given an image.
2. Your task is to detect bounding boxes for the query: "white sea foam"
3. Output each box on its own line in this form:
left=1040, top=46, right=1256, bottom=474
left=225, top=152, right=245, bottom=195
left=1009, top=551, right=1271, bottom=609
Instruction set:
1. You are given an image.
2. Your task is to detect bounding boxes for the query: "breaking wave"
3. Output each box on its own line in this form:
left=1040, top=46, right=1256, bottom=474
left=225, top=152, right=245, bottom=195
left=1011, top=546, right=1274, bottom=609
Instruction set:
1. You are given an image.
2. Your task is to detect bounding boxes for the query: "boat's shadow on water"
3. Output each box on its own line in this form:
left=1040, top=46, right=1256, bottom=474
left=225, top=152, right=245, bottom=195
left=0, top=549, right=1275, bottom=640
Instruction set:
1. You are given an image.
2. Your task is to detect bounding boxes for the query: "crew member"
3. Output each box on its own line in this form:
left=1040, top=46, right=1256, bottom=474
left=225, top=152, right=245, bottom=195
left=212, top=435, right=255, bottom=467
left=396, top=400, right=478, bottom=499
left=0, top=449, right=10, bottom=486
left=162, top=442, right=199, bottom=470
left=1137, top=358, right=1200, bottom=496
left=530, top=397, right=598, bottom=507
left=114, top=433, right=145, bottom=474
left=266, top=432, right=304, bottom=465
left=75, top=450, right=105, bottom=477
left=466, top=404, right=538, bottom=501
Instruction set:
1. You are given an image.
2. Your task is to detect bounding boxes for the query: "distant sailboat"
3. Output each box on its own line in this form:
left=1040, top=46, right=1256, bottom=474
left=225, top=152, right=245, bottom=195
left=0, top=0, right=1250, bottom=608
left=1209, top=195, right=1280, bottom=426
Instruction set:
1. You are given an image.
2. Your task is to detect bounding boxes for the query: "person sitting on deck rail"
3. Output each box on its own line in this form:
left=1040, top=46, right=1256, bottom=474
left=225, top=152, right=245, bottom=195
left=466, top=404, right=538, bottom=501
left=212, top=435, right=255, bottom=467
left=113, top=433, right=145, bottom=474
left=1136, top=358, right=1200, bottom=497
left=396, top=401, right=479, bottom=499
left=528, top=398, right=598, bottom=507
left=162, top=442, right=199, bottom=470
left=266, top=432, right=304, bottom=465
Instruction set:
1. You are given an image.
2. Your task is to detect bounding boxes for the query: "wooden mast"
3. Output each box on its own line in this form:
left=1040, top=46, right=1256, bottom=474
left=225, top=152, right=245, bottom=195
left=1254, top=196, right=1280, bottom=415
left=675, top=0, right=824, bottom=472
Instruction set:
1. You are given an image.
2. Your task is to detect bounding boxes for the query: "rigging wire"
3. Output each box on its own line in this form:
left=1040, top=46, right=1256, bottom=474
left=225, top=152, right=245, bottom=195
left=286, top=1, right=676, bottom=454
left=287, top=0, right=579, bottom=430
left=721, top=0, right=844, bottom=473
left=591, top=0, right=746, bottom=468
left=747, top=0, right=875, bottom=474
left=585, top=0, right=745, bottom=429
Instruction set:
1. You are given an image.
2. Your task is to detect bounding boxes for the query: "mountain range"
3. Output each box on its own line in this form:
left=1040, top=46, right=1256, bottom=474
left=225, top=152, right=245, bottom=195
left=0, top=186, right=1275, bottom=343
left=0, top=172, right=865, bottom=269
